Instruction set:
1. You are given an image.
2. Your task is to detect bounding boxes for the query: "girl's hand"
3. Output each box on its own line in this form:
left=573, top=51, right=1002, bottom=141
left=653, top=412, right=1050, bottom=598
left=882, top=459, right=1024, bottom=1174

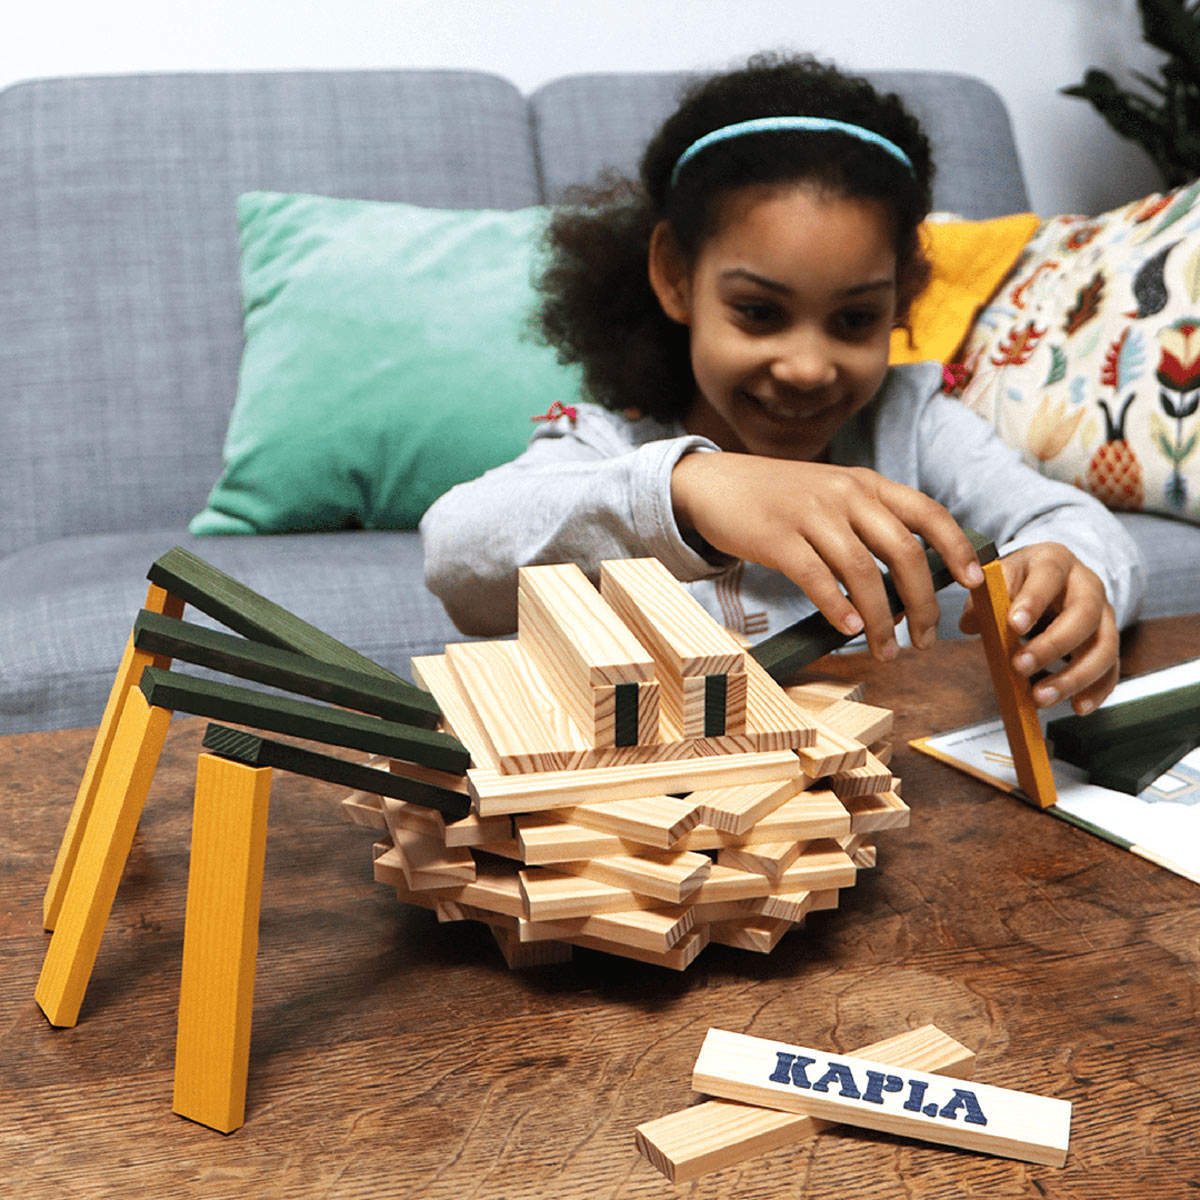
left=958, top=542, right=1118, bottom=715
left=670, top=451, right=985, bottom=661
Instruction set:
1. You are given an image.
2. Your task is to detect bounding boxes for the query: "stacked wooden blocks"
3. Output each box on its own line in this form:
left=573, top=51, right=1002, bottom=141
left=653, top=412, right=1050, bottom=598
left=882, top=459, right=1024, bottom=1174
left=344, top=558, right=908, bottom=969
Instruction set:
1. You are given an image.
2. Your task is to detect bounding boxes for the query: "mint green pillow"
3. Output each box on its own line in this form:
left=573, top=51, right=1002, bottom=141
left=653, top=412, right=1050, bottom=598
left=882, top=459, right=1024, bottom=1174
left=190, top=192, right=581, bottom=534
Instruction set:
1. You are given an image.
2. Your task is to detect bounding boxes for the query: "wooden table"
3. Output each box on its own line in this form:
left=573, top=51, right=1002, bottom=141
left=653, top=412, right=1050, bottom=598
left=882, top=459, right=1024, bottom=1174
left=2, top=617, right=1198, bottom=1198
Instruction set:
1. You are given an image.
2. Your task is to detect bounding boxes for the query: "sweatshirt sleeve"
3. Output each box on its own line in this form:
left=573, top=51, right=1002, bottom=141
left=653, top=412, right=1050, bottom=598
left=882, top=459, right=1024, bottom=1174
left=866, top=365, right=1146, bottom=629
left=419, top=409, right=732, bottom=635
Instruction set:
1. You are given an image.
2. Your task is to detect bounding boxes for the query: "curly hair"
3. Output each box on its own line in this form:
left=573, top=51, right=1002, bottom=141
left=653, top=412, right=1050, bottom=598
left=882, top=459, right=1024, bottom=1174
left=535, top=52, right=935, bottom=422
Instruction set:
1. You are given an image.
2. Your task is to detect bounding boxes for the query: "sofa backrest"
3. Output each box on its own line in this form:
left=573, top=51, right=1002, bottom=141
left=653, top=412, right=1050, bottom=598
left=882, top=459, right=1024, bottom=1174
left=0, top=67, right=1029, bottom=561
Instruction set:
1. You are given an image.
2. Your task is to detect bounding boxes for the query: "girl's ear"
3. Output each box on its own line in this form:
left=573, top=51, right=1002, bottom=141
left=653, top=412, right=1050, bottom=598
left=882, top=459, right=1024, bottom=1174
left=648, top=221, right=692, bottom=325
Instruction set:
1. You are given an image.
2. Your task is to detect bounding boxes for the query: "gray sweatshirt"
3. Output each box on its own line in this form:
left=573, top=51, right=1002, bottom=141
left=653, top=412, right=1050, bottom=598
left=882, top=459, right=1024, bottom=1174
left=421, top=362, right=1145, bottom=641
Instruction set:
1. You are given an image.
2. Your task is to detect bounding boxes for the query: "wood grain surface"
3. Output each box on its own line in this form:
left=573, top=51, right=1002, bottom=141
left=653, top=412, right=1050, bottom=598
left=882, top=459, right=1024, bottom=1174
left=3, top=617, right=1198, bottom=1198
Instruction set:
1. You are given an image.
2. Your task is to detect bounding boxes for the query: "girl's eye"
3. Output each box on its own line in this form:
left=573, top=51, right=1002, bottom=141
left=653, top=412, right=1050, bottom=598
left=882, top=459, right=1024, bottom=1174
left=835, top=308, right=884, bottom=337
left=733, top=301, right=781, bottom=325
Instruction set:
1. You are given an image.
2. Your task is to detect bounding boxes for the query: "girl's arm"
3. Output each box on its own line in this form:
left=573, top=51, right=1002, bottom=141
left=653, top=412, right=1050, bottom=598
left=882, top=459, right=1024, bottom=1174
left=420, top=410, right=729, bottom=635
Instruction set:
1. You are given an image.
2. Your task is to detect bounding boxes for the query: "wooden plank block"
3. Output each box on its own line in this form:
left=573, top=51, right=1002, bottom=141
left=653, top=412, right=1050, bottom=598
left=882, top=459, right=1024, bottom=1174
left=973, top=559, right=1058, bottom=809
left=690, top=776, right=804, bottom=836
left=489, top=924, right=573, bottom=969
left=691, top=1028, right=1071, bottom=1167
left=42, top=583, right=182, bottom=932
left=388, top=824, right=475, bottom=885
left=341, top=790, right=387, bottom=830
left=708, top=916, right=792, bottom=953
left=635, top=1024, right=975, bottom=1183
left=683, top=671, right=748, bottom=739
left=553, top=794, right=703, bottom=849
left=783, top=679, right=867, bottom=709
left=742, top=654, right=818, bottom=750
left=518, top=868, right=653, bottom=920
left=537, top=906, right=695, bottom=954
left=515, top=816, right=629, bottom=863
left=565, top=925, right=709, bottom=971
left=518, top=561, right=657, bottom=685
left=443, top=812, right=513, bottom=849
left=172, top=753, right=272, bottom=1134
left=773, top=841, right=857, bottom=891
left=839, top=834, right=878, bottom=869
left=841, top=791, right=910, bottom=834
left=689, top=863, right=775, bottom=903
left=35, top=689, right=172, bottom=1027
left=200, top=724, right=472, bottom=821
left=746, top=890, right=816, bottom=923
left=133, top=609, right=441, bottom=727
left=552, top=848, right=712, bottom=904
left=815, top=698, right=894, bottom=746
left=440, top=857, right=526, bottom=919
left=411, top=653, right=497, bottom=770
left=599, top=557, right=745, bottom=736
left=468, top=750, right=801, bottom=816
left=147, top=545, right=403, bottom=681
left=673, top=790, right=851, bottom=850
left=717, top=841, right=802, bottom=882
left=750, top=529, right=999, bottom=681
left=445, top=639, right=591, bottom=771
left=828, top=750, right=896, bottom=798
left=140, top=668, right=469, bottom=773
left=794, top=720, right=869, bottom=777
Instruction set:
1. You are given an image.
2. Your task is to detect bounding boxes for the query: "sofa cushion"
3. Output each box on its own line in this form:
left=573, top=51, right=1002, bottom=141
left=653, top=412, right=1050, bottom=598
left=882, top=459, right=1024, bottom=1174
left=0, top=531, right=464, bottom=735
left=531, top=69, right=1031, bottom=218
left=957, top=183, right=1200, bottom=524
left=0, top=70, right=543, bottom=562
left=191, top=193, right=581, bottom=535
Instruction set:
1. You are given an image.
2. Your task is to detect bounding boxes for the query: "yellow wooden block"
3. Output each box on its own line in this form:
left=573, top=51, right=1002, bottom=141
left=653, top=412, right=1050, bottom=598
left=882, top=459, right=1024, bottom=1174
left=172, top=753, right=272, bottom=1134
left=974, top=560, right=1058, bottom=808
left=42, top=584, right=182, bottom=931
left=35, top=689, right=172, bottom=1027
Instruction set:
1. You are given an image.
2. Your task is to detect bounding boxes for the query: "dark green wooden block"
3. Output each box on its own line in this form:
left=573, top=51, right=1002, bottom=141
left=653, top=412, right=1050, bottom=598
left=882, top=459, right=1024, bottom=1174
left=614, top=682, right=639, bottom=748
left=704, top=674, right=727, bottom=738
left=1085, top=725, right=1200, bottom=796
left=147, top=546, right=402, bottom=683
left=750, top=528, right=999, bottom=682
left=133, top=609, right=441, bottom=728
left=139, top=667, right=469, bottom=773
left=201, top=724, right=472, bottom=820
left=1047, top=682, right=1200, bottom=762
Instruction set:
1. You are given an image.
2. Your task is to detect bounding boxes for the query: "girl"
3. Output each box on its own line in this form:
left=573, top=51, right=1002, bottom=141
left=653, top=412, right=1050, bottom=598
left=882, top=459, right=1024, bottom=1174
left=421, top=53, right=1144, bottom=717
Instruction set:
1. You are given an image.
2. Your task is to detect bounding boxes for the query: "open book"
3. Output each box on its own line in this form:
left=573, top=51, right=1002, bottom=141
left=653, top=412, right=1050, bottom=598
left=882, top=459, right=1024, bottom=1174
left=911, top=657, right=1200, bottom=885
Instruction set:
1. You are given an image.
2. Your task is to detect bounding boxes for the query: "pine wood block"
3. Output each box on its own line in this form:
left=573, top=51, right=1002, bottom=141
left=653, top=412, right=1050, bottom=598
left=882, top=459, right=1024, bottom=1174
left=410, top=653, right=496, bottom=769
left=635, top=1023, right=975, bottom=1183
left=717, top=840, right=803, bottom=882
left=783, top=679, right=867, bottom=709
left=813, top=697, right=894, bottom=745
left=515, top=816, right=630, bottom=863
left=518, top=561, right=657, bottom=686
left=828, top=750, right=896, bottom=798
left=680, top=671, right=748, bottom=738
left=341, top=790, right=388, bottom=830
left=552, top=848, right=712, bottom=904
left=35, top=689, right=172, bottom=1028
left=598, top=557, right=746, bottom=736
left=439, top=858, right=527, bottom=919
left=539, top=905, right=695, bottom=954
left=381, top=795, right=444, bottom=841
left=445, top=639, right=590, bottom=771
left=808, top=888, right=841, bottom=911
left=673, top=790, right=850, bottom=850
left=553, top=794, right=703, bottom=849
left=42, top=583, right=182, bottom=931
left=565, top=925, right=709, bottom=971
left=172, top=753, right=272, bottom=1134
left=840, top=836, right=878, bottom=869
left=147, top=545, right=403, bottom=682
left=389, top=826, right=476, bottom=887
left=869, top=738, right=894, bottom=764
left=842, top=790, right=910, bottom=833
left=973, top=559, right=1058, bottom=808
left=690, top=776, right=804, bottom=836
left=774, top=841, right=857, bottom=891
left=746, top=889, right=816, bottom=923
left=467, top=750, right=801, bottom=816
left=795, top=721, right=869, bottom=777
left=691, top=1028, right=1071, bottom=1167
left=742, top=654, right=818, bottom=750
left=518, top=867, right=654, bottom=921
left=443, top=812, right=513, bottom=849
left=490, top=924, right=573, bottom=968
left=709, top=915, right=792, bottom=953
left=689, top=863, right=776, bottom=903
left=687, top=898, right=757, bottom=924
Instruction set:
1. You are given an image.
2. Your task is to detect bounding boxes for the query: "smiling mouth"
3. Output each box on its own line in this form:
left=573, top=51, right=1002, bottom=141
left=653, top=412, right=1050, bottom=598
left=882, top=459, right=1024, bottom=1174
left=745, top=390, right=833, bottom=422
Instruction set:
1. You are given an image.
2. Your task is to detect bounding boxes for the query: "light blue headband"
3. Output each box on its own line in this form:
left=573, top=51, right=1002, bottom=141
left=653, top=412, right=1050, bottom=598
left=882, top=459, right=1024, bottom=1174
left=669, top=116, right=914, bottom=187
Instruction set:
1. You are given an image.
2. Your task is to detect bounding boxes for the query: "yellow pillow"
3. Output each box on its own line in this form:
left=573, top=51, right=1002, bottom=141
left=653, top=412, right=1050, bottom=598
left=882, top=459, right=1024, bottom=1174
left=890, top=213, right=1040, bottom=365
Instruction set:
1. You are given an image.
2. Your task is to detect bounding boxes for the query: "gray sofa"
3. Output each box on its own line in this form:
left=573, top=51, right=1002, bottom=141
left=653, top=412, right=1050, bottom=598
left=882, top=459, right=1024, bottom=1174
left=2, top=67, right=1197, bottom=735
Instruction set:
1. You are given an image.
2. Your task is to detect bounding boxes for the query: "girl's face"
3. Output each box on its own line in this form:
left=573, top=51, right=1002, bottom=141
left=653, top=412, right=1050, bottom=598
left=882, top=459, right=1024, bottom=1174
left=652, top=183, right=898, bottom=461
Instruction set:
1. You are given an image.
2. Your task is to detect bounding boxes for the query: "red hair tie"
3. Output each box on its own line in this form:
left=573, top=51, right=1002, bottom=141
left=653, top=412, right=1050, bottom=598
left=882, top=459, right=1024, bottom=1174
left=531, top=401, right=578, bottom=424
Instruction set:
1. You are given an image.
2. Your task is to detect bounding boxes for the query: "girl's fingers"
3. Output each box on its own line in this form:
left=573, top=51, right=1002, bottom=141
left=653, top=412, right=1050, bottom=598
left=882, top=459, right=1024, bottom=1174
left=1025, top=609, right=1120, bottom=708
left=877, top=478, right=987, bottom=593
left=772, top=538, right=869, bottom=641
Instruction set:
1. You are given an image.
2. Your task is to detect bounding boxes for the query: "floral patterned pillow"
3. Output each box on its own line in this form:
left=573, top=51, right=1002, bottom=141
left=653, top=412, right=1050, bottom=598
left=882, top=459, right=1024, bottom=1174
left=954, top=182, right=1200, bottom=522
